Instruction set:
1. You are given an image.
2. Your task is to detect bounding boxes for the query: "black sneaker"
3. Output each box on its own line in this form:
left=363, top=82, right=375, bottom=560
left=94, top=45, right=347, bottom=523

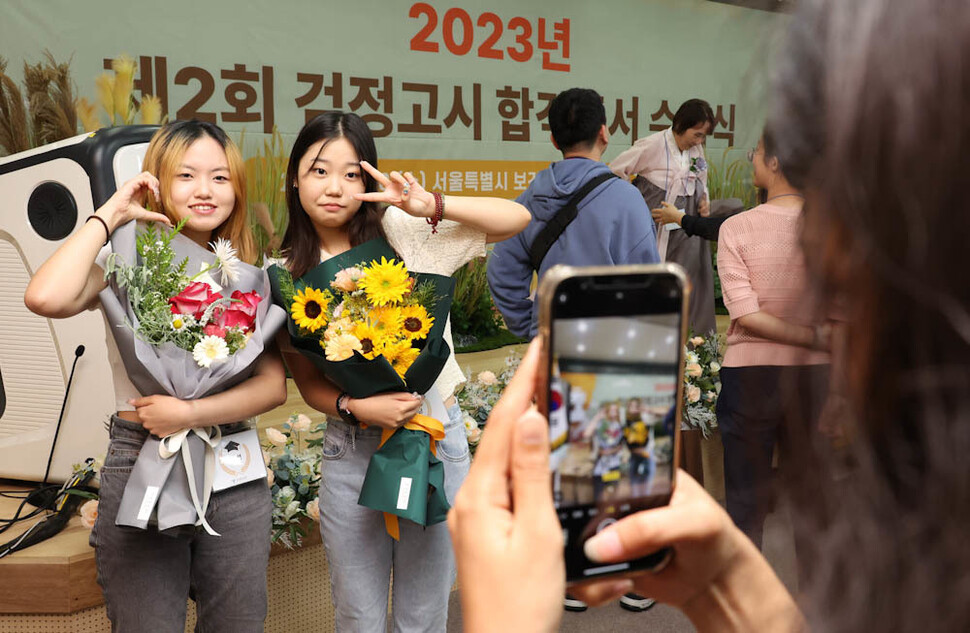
left=564, top=593, right=588, bottom=612
left=619, top=592, right=656, bottom=612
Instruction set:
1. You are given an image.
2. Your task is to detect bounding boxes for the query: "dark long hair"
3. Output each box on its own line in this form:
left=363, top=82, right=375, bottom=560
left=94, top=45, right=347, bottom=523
left=773, top=1, right=970, bottom=630
left=280, top=112, right=388, bottom=278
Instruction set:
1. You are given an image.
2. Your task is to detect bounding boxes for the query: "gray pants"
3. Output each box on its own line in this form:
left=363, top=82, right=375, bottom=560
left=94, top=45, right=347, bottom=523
left=318, top=404, right=470, bottom=632
left=91, top=416, right=272, bottom=633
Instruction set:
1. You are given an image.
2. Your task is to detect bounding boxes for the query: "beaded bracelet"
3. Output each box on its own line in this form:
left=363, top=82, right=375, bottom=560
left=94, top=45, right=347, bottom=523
left=427, top=192, right=444, bottom=234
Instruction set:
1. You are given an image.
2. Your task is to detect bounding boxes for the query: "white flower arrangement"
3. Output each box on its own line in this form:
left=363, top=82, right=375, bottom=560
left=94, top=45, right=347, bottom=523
left=263, top=413, right=326, bottom=548
left=683, top=330, right=723, bottom=438
left=457, top=350, right=522, bottom=456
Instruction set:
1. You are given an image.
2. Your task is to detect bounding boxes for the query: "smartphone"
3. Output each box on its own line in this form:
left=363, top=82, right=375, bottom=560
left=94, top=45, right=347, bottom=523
left=537, top=264, right=688, bottom=583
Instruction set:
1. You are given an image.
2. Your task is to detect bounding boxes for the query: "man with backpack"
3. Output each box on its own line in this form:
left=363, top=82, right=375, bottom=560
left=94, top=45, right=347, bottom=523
left=487, top=87, right=660, bottom=340
left=486, top=87, right=660, bottom=614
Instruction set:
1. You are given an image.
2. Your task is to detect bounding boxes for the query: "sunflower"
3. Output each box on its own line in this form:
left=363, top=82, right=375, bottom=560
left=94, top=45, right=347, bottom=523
left=291, top=287, right=331, bottom=332
left=380, top=339, right=420, bottom=378
left=358, top=257, right=411, bottom=306
left=399, top=305, right=434, bottom=340
left=368, top=306, right=403, bottom=336
left=352, top=321, right=387, bottom=360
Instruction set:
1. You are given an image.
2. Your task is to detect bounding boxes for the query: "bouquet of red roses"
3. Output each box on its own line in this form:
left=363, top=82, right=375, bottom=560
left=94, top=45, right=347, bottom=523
left=100, top=220, right=285, bottom=398
left=100, top=220, right=286, bottom=536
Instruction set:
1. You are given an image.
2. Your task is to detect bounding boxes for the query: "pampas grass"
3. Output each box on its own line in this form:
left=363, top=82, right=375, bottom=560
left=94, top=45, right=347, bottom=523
left=83, top=53, right=165, bottom=130
left=139, top=94, right=163, bottom=125
left=0, top=57, right=30, bottom=156
left=24, top=51, right=78, bottom=145
left=0, top=51, right=78, bottom=156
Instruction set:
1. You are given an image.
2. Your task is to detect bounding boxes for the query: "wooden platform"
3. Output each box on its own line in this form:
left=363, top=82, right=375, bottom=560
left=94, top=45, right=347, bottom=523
left=0, top=483, right=334, bottom=632
left=0, top=494, right=100, bottom=614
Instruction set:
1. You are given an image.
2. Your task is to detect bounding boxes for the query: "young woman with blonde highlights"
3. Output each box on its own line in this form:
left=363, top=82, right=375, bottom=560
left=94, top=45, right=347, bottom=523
left=25, top=119, right=286, bottom=633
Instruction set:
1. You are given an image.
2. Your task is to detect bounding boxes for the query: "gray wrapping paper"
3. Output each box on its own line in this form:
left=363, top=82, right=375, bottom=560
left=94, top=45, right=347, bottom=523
left=99, top=220, right=287, bottom=400
left=104, top=220, right=286, bottom=532
left=114, top=436, right=177, bottom=530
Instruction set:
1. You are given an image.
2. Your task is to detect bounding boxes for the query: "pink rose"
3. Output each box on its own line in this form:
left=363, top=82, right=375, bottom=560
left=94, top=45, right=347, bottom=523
left=209, top=290, right=261, bottom=333
left=687, top=385, right=702, bottom=403
left=221, top=290, right=261, bottom=332
left=203, top=323, right=228, bottom=338
left=170, top=282, right=222, bottom=319
left=79, top=499, right=99, bottom=529
left=331, top=267, right=363, bottom=293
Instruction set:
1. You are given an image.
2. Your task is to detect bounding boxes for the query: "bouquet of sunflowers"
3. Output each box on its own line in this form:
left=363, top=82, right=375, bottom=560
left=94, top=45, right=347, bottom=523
left=269, top=238, right=456, bottom=539
left=268, top=239, right=454, bottom=395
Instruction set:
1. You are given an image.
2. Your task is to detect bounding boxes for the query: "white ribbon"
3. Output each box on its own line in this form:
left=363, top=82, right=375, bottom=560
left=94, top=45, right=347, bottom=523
left=657, top=225, right=671, bottom=263
left=159, top=426, right=223, bottom=536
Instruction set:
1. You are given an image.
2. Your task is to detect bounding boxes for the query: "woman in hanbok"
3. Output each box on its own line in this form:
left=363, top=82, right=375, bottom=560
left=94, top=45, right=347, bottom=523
left=610, top=99, right=717, bottom=335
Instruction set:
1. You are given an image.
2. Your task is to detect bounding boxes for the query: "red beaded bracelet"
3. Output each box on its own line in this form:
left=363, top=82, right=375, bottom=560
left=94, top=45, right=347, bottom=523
left=427, top=192, right=444, bottom=234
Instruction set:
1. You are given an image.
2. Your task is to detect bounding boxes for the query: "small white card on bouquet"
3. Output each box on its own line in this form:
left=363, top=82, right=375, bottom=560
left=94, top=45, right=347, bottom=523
left=212, top=428, right=267, bottom=492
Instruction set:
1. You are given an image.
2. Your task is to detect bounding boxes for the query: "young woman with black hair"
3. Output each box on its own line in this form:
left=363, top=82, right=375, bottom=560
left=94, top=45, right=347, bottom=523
left=275, top=111, right=529, bottom=631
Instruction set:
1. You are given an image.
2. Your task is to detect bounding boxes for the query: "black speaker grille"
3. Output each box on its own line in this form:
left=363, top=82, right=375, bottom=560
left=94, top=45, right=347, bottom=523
left=28, top=181, right=78, bottom=241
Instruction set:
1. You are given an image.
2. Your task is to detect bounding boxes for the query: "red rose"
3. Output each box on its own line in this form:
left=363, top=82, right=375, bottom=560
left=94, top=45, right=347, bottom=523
left=169, top=282, right=222, bottom=320
left=212, top=290, right=261, bottom=333
left=203, top=323, right=228, bottom=338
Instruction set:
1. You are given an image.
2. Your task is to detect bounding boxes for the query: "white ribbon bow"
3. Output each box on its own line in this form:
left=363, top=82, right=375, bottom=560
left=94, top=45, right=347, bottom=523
left=159, top=426, right=223, bottom=536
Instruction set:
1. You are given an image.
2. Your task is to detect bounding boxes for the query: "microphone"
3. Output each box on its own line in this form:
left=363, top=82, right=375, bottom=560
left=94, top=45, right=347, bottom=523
left=28, top=341, right=87, bottom=509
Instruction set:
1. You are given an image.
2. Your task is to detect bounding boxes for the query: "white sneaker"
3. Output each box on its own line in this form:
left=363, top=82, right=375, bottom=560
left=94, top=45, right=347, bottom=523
left=564, top=593, right=588, bottom=612
left=619, top=592, right=656, bottom=612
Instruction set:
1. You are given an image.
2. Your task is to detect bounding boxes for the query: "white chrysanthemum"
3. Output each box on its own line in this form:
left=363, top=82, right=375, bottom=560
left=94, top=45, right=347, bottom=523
left=192, top=335, right=230, bottom=368
left=170, top=313, right=196, bottom=331
left=210, top=238, right=241, bottom=286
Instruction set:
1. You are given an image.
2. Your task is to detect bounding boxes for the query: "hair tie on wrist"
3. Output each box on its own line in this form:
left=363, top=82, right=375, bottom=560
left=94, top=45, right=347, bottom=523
left=86, top=215, right=110, bottom=246
left=427, top=192, right=444, bottom=234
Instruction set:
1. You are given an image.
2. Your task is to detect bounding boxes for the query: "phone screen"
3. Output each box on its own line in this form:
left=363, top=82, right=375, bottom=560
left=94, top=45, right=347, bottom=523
left=544, top=270, right=684, bottom=581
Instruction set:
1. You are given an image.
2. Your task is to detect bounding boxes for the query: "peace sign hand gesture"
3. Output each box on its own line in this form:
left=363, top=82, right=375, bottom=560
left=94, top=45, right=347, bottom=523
left=354, top=161, right=435, bottom=219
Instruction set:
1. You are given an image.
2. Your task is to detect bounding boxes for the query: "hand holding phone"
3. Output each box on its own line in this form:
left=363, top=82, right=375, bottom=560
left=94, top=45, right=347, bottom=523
left=537, top=264, right=689, bottom=583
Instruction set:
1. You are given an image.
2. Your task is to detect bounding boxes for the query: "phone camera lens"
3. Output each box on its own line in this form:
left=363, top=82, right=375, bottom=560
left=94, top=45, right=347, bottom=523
left=616, top=291, right=624, bottom=300
left=559, top=293, right=568, bottom=304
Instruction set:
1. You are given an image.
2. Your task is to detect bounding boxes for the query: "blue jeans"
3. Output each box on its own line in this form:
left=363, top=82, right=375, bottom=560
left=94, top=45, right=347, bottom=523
left=91, top=416, right=272, bottom=633
left=318, top=403, right=470, bottom=633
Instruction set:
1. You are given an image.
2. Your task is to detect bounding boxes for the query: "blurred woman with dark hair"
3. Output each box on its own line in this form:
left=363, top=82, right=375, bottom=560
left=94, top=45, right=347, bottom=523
left=449, top=0, right=970, bottom=631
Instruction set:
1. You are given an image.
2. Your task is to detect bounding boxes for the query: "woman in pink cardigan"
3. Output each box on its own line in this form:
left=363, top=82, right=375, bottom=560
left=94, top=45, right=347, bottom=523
left=715, top=129, right=833, bottom=549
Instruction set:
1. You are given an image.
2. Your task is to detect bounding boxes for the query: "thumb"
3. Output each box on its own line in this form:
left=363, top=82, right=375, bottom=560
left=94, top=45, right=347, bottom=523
left=129, top=396, right=152, bottom=408
left=510, top=408, right=557, bottom=535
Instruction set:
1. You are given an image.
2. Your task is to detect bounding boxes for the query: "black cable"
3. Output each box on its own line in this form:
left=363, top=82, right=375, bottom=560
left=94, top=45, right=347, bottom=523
left=0, top=466, right=96, bottom=558
left=40, top=344, right=85, bottom=487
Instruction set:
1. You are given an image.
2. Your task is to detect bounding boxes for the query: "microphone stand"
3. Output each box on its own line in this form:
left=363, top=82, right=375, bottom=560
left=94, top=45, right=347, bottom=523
left=26, top=344, right=85, bottom=511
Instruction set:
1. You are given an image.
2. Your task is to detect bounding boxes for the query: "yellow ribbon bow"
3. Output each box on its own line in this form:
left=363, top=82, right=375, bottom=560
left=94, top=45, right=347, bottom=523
left=364, top=413, right=445, bottom=540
